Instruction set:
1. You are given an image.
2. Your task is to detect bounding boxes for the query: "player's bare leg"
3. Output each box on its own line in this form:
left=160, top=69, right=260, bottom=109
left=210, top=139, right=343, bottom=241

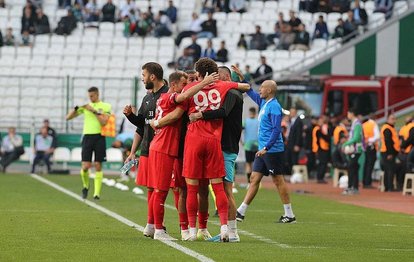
left=272, top=175, right=295, bottom=223
left=236, top=172, right=264, bottom=221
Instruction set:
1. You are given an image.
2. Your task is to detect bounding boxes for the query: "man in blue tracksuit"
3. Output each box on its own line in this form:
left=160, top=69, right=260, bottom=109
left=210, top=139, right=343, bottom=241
left=236, top=80, right=296, bottom=223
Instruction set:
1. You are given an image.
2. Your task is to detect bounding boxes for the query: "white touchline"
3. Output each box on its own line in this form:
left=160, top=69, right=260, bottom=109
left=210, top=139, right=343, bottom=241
left=135, top=195, right=292, bottom=249
left=30, top=174, right=215, bottom=262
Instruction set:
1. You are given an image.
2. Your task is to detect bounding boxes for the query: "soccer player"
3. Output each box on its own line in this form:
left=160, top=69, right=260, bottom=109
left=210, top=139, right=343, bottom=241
left=149, top=71, right=219, bottom=240
left=189, top=65, right=245, bottom=242
left=66, top=87, right=111, bottom=200
left=123, top=62, right=168, bottom=238
left=236, top=80, right=296, bottom=223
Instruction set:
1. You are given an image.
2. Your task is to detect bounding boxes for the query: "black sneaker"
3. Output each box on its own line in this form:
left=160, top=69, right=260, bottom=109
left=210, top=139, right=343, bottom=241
left=82, top=188, right=88, bottom=199
left=277, top=216, right=296, bottom=223
left=236, top=211, right=245, bottom=222
left=93, top=195, right=100, bottom=200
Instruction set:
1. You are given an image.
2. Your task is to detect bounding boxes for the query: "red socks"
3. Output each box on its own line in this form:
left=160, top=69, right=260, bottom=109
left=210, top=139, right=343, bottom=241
left=147, top=190, right=154, bottom=224
left=212, top=182, right=228, bottom=226
left=198, top=211, right=209, bottom=229
left=173, top=189, right=179, bottom=210
left=179, top=212, right=189, bottom=230
left=186, top=184, right=199, bottom=228
left=153, top=190, right=168, bottom=230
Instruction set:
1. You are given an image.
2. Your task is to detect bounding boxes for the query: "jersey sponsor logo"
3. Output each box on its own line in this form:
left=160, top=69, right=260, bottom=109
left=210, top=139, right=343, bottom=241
left=193, top=89, right=222, bottom=112
left=269, top=169, right=274, bottom=174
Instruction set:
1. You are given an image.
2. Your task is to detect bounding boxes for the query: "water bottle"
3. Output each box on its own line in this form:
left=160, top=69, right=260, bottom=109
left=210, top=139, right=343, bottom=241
left=120, top=159, right=138, bottom=174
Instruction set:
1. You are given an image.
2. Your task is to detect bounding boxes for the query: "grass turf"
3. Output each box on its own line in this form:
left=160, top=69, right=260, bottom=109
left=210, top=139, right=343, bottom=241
left=1, top=173, right=413, bottom=261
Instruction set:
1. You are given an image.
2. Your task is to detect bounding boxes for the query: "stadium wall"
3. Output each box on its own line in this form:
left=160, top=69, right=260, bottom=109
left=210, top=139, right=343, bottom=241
left=309, top=12, right=414, bottom=76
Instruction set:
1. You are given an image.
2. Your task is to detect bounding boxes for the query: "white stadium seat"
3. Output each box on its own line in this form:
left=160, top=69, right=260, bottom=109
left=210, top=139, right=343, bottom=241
left=106, top=148, right=123, bottom=162
left=70, top=147, right=82, bottom=162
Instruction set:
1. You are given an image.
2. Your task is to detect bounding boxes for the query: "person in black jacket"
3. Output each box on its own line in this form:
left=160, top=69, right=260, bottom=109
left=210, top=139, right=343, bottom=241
left=252, top=56, right=273, bottom=85
left=21, top=7, right=36, bottom=34
left=54, top=9, right=77, bottom=35
left=286, top=108, right=303, bottom=175
left=380, top=114, right=399, bottom=192
left=35, top=9, right=51, bottom=34
left=198, top=11, right=217, bottom=39
left=352, top=0, right=368, bottom=26
left=289, top=23, right=310, bottom=51
left=101, top=0, right=116, bottom=23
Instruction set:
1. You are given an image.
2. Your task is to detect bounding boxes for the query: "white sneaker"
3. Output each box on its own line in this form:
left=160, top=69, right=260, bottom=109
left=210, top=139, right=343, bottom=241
left=181, top=229, right=191, bottom=241
left=132, top=187, right=144, bottom=195
left=197, top=228, right=212, bottom=240
left=229, top=231, right=240, bottom=243
left=220, top=226, right=229, bottom=242
left=232, top=187, right=238, bottom=193
left=183, top=228, right=197, bottom=241
left=143, top=224, right=155, bottom=238
left=154, top=229, right=177, bottom=241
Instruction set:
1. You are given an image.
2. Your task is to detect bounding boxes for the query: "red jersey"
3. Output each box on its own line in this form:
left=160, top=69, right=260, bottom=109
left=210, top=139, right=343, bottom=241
left=182, top=80, right=238, bottom=140
left=150, top=92, right=184, bottom=157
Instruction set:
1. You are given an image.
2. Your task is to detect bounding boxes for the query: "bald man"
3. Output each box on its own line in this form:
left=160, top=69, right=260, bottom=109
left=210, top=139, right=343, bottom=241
left=236, top=80, right=296, bottom=223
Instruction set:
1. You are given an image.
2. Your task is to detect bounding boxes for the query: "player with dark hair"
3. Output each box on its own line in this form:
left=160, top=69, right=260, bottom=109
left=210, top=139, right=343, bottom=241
left=66, top=87, right=111, bottom=200
left=123, top=62, right=168, bottom=238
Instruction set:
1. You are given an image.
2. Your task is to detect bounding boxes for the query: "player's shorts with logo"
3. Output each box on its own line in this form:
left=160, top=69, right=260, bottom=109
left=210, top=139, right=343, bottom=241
left=252, top=152, right=284, bottom=176
left=148, top=150, right=175, bottom=191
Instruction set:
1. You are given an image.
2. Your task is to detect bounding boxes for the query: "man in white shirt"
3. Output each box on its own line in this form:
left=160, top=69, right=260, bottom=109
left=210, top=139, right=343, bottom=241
left=31, top=127, right=55, bottom=174
left=0, top=127, right=24, bottom=173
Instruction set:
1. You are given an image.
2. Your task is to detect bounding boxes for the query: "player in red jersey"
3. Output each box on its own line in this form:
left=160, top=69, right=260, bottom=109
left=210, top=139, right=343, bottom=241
left=149, top=71, right=219, bottom=241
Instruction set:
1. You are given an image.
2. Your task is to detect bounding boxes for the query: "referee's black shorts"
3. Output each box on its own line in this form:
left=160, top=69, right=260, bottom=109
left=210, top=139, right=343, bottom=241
left=81, top=134, right=106, bottom=162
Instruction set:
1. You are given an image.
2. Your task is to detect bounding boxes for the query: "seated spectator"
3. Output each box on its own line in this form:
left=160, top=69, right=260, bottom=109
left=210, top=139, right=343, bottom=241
left=229, top=0, right=246, bottom=13
left=243, top=65, right=252, bottom=82
left=277, top=23, right=295, bottom=50
left=135, top=12, right=152, bottom=37
left=313, top=15, right=329, bottom=40
left=331, top=0, right=351, bottom=13
left=374, top=0, right=393, bottom=19
left=267, top=12, right=285, bottom=46
left=20, top=30, right=33, bottom=46
left=55, top=9, right=77, bottom=35
left=21, top=6, right=36, bottom=34
left=3, top=27, right=15, bottom=46
left=72, top=2, right=83, bottom=22
left=318, top=0, right=330, bottom=13
left=288, top=10, right=302, bottom=32
left=43, top=119, right=57, bottom=147
left=202, top=0, right=223, bottom=13
left=299, top=0, right=318, bottom=13
left=119, top=0, right=136, bottom=21
left=175, top=12, right=202, bottom=46
left=353, top=0, right=368, bottom=26
left=165, top=0, right=177, bottom=23
left=202, top=39, right=216, bottom=60
left=0, top=127, right=24, bottom=173
left=186, top=34, right=202, bottom=61
left=31, top=127, right=55, bottom=174
left=85, top=0, right=100, bottom=23
left=290, top=23, right=310, bottom=51
left=198, top=11, right=217, bottom=39
left=101, top=0, right=116, bottom=23
left=252, top=56, right=273, bottom=85
left=0, top=0, right=5, bottom=8
left=332, top=18, right=347, bottom=39
left=176, top=48, right=194, bottom=70
left=344, top=10, right=357, bottom=37
left=35, top=8, right=51, bottom=34
left=250, top=25, right=267, bottom=50
left=237, top=33, right=247, bottom=49
left=153, top=10, right=172, bottom=37
left=215, top=40, right=228, bottom=63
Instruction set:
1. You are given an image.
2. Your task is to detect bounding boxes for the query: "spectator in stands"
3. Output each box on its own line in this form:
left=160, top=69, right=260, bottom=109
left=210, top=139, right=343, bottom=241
left=288, top=10, right=302, bottom=32
left=313, top=15, right=329, bottom=40
left=20, top=30, right=33, bottom=47
left=165, top=0, right=177, bottom=23
left=3, top=27, right=15, bottom=46
left=267, top=12, right=285, bottom=47
left=101, top=0, right=116, bottom=23
left=186, top=34, right=202, bottom=61
left=249, top=25, right=267, bottom=50
left=175, top=12, right=202, bottom=46
left=202, top=0, right=224, bottom=13
left=243, top=65, right=252, bottom=82
left=85, top=0, right=100, bottom=23
left=35, top=8, right=50, bottom=34
left=43, top=119, right=57, bottom=147
left=277, top=23, right=295, bottom=50
left=289, top=23, right=310, bottom=51
left=122, top=16, right=132, bottom=37
left=252, top=56, right=273, bottom=85
left=215, top=40, right=228, bottom=63
left=237, top=33, right=247, bottom=49
left=0, top=0, right=5, bottom=8
left=353, top=0, right=368, bottom=26
left=0, top=30, right=3, bottom=47
left=344, top=10, right=357, bottom=37
left=31, top=127, right=54, bottom=174
left=332, top=18, right=346, bottom=39
left=22, top=1, right=36, bottom=18
left=72, top=2, right=83, bottom=22
left=0, top=127, right=24, bottom=173
left=21, top=6, right=36, bottom=34
left=317, top=0, right=330, bottom=12
left=55, top=9, right=77, bottom=35
left=153, top=10, right=173, bottom=37
left=202, top=39, right=216, bottom=60
left=374, top=0, right=393, bottom=19
left=135, top=12, right=152, bottom=37
left=119, top=0, right=136, bottom=21
left=198, top=11, right=217, bottom=39
left=331, top=0, right=351, bottom=13
left=299, top=0, right=318, bottom=13
left=229, top=0, right=246, bottom=13
left=147, top=5, right=154, bottom=22
left=176, top=48, right=194, bottom=70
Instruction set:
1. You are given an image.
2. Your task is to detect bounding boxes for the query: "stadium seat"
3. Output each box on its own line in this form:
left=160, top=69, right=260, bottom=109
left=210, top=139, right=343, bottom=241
left=19, top=147, right=33, bottom=162
left=395, top=1, right=408, bottom=15
left=53, top=147, right=71, bottom=169
left=106, top=148, right=123, bottom=162
left=402, top=173, right=414, bottom=196
left=292, top=165, right=309, bottom=183
left=1, top=46, right=16, bottom=57
left=333, top=168, right=348, bottom=187
left=70, top=147, right=82, bottom=162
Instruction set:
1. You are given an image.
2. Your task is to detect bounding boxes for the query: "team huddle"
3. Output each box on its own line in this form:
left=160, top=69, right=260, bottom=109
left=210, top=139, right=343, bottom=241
left=67, top=57, right=296, bottom=243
